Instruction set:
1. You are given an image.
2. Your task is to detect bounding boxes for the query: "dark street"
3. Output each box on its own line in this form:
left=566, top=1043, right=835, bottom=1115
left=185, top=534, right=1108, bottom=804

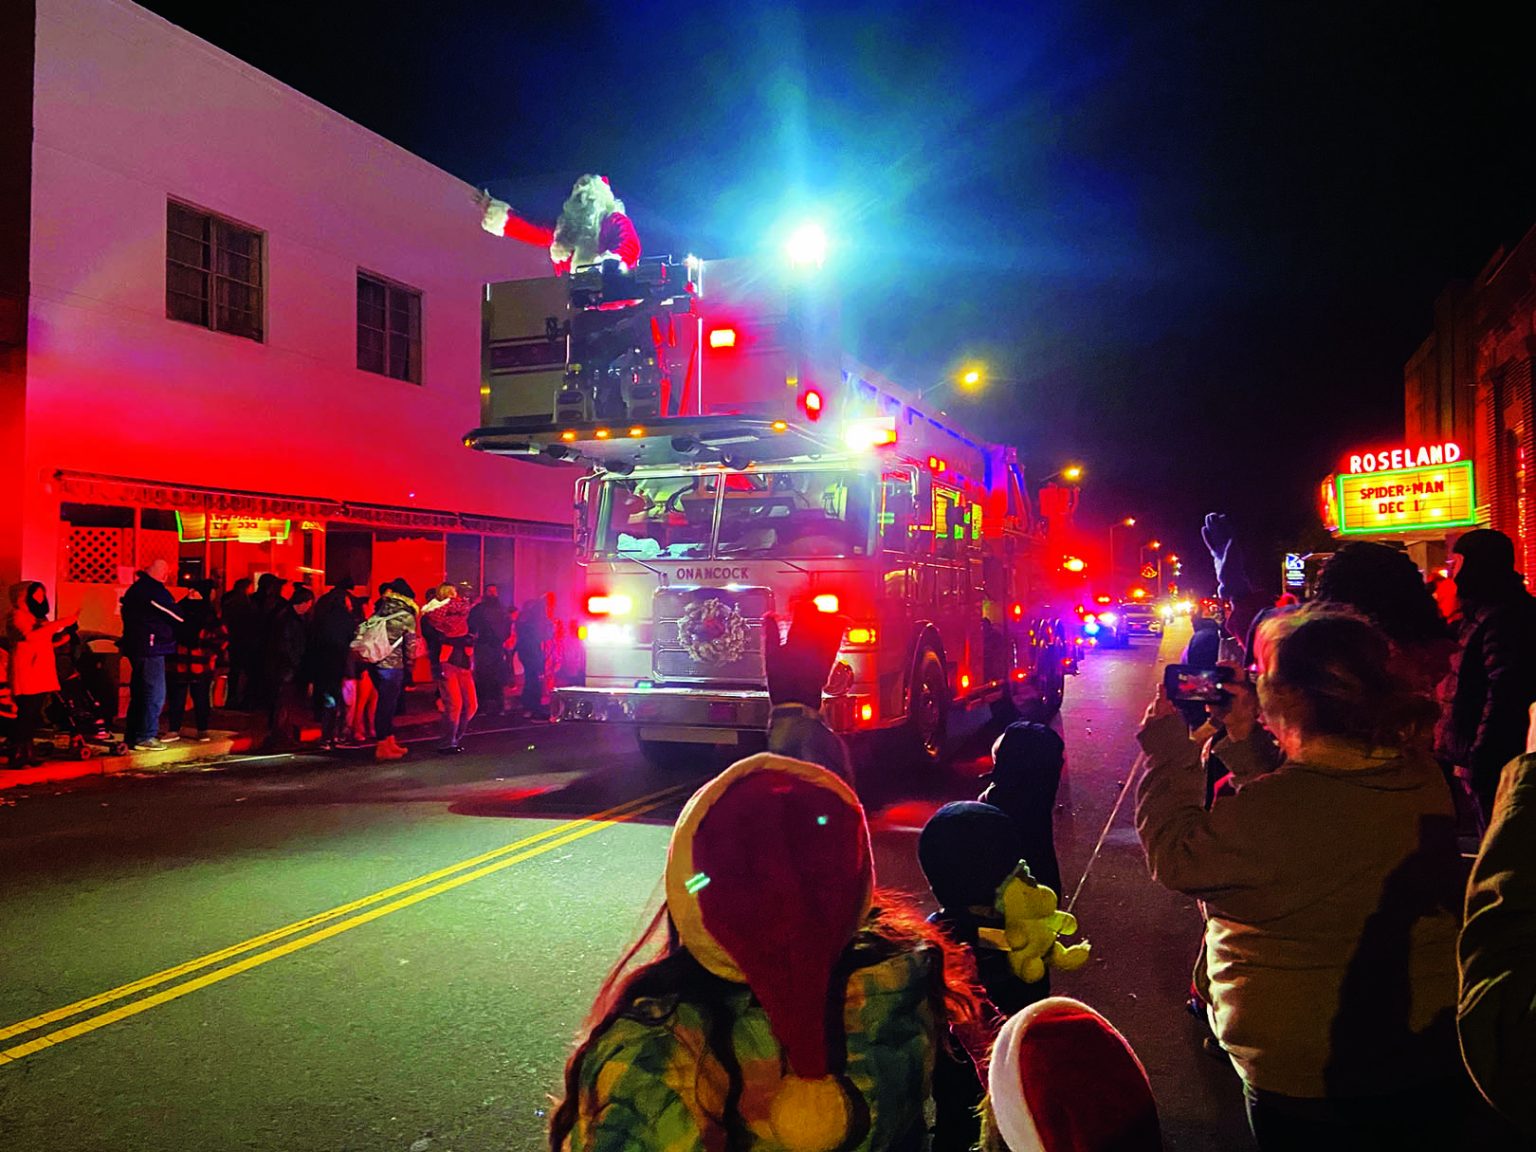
left=0, top=621, right=1249, bottom=1151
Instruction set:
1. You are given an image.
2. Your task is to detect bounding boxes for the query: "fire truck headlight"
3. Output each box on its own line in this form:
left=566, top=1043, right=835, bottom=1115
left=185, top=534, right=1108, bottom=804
left=812, top=593, right=840, bottom=614
left=1098, top=612, right=1118, bottom=626
left=583, top=622, right=635, bottom=647
left=587, top=593, right=633, bottom=616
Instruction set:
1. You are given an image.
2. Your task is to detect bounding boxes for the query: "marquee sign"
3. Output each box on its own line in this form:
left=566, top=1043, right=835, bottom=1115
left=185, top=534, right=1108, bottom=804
left=1331, top=459, right=1476, bottom=536
left=1345, top=441, right=1462, bottom=474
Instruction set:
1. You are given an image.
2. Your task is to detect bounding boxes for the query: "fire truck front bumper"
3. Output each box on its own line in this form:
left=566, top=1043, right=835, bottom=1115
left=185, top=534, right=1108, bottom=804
left=551, top=686, right=870, bottom=743
left=552, top=686, right=774, bottom=743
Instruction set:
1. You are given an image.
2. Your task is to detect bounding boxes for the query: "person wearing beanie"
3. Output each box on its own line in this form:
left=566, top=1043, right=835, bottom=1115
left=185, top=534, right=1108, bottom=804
left=920, top=801, right=1055, bottom=1016
left=980, top=722, right=1066, bottom=898
left=982, top=997, right=1162, bottom=1151
left=548, top=609, right=986, bottom=1152
left=1436, top=528, right=1536, bottom=821
left=367, top=582, right=419, bottom=761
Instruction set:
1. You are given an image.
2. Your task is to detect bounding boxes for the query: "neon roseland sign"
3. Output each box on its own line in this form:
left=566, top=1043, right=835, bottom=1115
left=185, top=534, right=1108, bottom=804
left=1345, top=441, right=1463, bottom=473
left=1327, top=441, right=1476, bottom=536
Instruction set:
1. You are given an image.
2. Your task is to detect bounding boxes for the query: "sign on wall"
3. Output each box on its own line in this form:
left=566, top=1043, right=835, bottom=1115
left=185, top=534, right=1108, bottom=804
left=1332, top=460, right=1476, bottom=536
left=176, top=512, right=293, bottom=544
left=1284, top=553, right=1305, bottom=590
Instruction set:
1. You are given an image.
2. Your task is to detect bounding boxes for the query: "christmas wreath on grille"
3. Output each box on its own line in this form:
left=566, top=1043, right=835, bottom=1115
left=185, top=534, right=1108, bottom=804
left=677, top=598, right=748, bottom=665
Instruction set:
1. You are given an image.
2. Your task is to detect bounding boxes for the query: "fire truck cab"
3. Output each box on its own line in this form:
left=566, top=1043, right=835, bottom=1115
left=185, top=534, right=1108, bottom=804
left=466, top=247, right=1073, bottom=770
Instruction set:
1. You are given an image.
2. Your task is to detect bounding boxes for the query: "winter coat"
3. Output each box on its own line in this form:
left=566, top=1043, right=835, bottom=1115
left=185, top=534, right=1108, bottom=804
left=308, top=588, right=361, bottom=684
left=7, top=605, right=61, bottom=696
left=167, top=598, right=227, bottom=682
left=1459, top=751, right=1536, bottom=1135
left=256, top=596, right=306, bottom=683
left=1436, top=592, right=1536, bottom=799
left=564, top=940, right=939, bottom=1152
left=422, top=598, right=473, bottom=674
left=370, top=594, right=418, bottom=672
left=120, top=571, right=180, bottom=658
left=467, top=596, right=512, bottom=656
left=1136, top=712, right=1462, bottom=1098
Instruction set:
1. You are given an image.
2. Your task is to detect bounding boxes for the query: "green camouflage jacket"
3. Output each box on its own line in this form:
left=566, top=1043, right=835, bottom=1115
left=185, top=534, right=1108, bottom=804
left=565, top=943, right=938, bottom=1152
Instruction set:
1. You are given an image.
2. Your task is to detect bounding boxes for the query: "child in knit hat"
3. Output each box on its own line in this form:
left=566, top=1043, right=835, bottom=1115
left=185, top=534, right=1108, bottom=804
left=980, top=721, right=1066, bottom=898
left=920, top=801, right=1057, bottom=1016
left=982, top=997, right=1162, bottom=1151
left=548, top=607, right=986, bottom=1152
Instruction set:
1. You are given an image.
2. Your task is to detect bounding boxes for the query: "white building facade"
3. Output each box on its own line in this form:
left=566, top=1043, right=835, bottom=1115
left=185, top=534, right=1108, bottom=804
left=0, top=0, right=577, bottom=632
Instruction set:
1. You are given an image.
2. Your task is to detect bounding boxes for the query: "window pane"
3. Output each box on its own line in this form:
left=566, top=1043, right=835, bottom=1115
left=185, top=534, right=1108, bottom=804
left=389, top=333, right=411, bottom=379
left=358, top=326, right=385, bottom=374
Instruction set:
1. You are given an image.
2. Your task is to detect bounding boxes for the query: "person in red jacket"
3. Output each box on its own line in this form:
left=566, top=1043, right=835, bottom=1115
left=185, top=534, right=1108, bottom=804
left=478, top=174, right=640, bottom=274
left=6, top=582, right=78, bottom=767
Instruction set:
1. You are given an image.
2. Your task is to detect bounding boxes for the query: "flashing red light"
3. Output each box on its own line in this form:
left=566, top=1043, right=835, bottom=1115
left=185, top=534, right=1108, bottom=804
left=928, top=456, right=947, bottom=473
left=708, top=327, right=737, bottom=349
left=859, top=702, right=874, bottom=722
left=802, top=390, right=824, bottom=421
left=1095, top=594, right=1113, bottom=604
left=812, top=593, right=840, bottom=614
left=960, top=673, right=971, bottom=690
left=1013, top=669, right=1028, bottom=681
left=1010, top=602, right=1023, bottom=620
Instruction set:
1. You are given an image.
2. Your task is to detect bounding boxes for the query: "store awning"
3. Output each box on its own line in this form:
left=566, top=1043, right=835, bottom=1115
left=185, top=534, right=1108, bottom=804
left=53, top=471, right=567, bottom=540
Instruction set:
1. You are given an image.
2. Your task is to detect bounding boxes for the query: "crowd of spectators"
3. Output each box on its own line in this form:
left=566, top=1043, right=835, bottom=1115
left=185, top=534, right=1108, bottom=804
left=2, top=568, right=563, bottom=765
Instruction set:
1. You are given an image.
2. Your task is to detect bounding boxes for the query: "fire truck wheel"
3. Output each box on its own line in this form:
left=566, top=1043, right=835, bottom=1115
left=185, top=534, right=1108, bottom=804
left=907, top=647, right=950, bottom=768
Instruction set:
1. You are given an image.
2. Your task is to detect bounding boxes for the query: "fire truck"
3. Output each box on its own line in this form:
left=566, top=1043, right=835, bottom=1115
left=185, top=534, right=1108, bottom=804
left=465, top=241, right=1075, bottom=769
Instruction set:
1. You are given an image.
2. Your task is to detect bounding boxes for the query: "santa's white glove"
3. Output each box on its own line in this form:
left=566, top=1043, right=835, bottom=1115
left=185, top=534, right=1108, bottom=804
left=479, top=195, right=510, bottom=237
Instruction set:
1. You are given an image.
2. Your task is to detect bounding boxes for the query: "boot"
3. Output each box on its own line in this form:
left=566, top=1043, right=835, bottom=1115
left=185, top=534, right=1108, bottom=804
left=375, top=739, right=405, bottom=761
left=387, top=735, right=409, bottom=756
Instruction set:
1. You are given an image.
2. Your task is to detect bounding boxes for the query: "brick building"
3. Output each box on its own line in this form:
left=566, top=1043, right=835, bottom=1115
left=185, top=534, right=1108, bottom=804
left=1405, top=223, right=1536, bottom=579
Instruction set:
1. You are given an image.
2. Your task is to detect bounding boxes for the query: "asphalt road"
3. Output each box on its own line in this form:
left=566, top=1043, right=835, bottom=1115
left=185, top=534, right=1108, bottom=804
left=0, top=622, right=1250, bottom=1151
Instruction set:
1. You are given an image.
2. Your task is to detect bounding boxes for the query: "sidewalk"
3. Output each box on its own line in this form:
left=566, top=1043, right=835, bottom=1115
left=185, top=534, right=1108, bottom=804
left=0, top=684, right=526, bottom=791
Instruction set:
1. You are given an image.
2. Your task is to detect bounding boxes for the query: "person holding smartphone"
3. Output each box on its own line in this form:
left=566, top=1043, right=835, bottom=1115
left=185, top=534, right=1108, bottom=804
left=1136, top=606, right=1468, bottom=1148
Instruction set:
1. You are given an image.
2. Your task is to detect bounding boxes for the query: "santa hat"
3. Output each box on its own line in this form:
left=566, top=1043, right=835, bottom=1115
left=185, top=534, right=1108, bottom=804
left=665, top=753, right=874, bottom=1152
left=988, top=997, right=1162, bottom=1151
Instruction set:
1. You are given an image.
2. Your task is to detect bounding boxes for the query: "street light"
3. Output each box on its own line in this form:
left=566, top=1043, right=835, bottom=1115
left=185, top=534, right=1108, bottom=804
left=1040, top=463, right=1085, bottom=485
left=916, top=364, right=990, bottom=404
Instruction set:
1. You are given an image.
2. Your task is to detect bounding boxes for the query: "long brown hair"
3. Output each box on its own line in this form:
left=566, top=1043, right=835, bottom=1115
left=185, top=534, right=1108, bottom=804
left=546, top=891, right=985, bottom=1150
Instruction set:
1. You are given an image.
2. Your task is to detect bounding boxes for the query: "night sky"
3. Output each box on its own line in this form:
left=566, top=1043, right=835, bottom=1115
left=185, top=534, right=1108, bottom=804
left=141, top=0, right=1536, bottom=591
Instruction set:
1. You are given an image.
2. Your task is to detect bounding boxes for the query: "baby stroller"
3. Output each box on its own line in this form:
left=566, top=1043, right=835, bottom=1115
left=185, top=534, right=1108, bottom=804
left=45, top=627, right=127, bottom=759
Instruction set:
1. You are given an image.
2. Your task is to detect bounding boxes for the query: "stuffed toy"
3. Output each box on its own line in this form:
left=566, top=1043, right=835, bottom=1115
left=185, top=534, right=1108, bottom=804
left=979, top=863, right=1091, bottom=984
left=478, top=174, right=641, bottom=275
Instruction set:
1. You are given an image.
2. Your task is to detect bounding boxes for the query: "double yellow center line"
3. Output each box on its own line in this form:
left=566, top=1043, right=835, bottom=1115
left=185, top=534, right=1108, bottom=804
left=0, top=785, right=684, bottom=1067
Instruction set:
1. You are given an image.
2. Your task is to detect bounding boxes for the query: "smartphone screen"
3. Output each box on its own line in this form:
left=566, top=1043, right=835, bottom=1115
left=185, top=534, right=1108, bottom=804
left=1164, top=663, right=1234, bottom=703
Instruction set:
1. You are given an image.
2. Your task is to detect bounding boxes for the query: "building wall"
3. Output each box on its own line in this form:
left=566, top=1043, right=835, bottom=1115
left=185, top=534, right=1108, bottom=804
left=16, top=0, right=575, bottom=591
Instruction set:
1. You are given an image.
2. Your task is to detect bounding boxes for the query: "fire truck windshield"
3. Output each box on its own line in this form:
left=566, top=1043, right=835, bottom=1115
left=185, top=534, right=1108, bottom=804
left=591, top=469, right=875, bottom=560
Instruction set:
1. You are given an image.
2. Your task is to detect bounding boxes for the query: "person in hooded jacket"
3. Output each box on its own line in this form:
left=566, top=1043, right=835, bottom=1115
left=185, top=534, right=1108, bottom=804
left=1137, top=606, right=1467, bottom=1148
left=1435, top=529, right=1536, bottom=822
left=120, top=559, right=181, bottom=751
left=6, top=582, right=78, bottom=767
left=220, top=577, right=256, bottom=708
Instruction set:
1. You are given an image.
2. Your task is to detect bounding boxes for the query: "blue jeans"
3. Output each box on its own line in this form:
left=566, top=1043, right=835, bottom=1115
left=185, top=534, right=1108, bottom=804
left=127, top=655, right=167, bottom=746
left=368, top=665, right=405, bottom=741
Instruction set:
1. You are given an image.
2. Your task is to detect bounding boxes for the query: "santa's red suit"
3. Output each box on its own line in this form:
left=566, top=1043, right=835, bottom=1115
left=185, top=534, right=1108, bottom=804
left=479, top=177, right=641, bottom=275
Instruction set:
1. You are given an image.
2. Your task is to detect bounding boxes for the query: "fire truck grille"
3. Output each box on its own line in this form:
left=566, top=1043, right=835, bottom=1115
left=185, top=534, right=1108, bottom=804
left=653, top=586, right=773, bottom=683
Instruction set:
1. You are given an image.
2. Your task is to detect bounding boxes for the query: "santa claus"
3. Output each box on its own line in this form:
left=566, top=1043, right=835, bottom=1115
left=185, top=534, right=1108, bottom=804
left=479, top=174, right=641, bottom=275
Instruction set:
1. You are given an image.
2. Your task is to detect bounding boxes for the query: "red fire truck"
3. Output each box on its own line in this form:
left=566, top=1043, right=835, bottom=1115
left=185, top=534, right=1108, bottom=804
left=466, top=243, right=1075, bottom=770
